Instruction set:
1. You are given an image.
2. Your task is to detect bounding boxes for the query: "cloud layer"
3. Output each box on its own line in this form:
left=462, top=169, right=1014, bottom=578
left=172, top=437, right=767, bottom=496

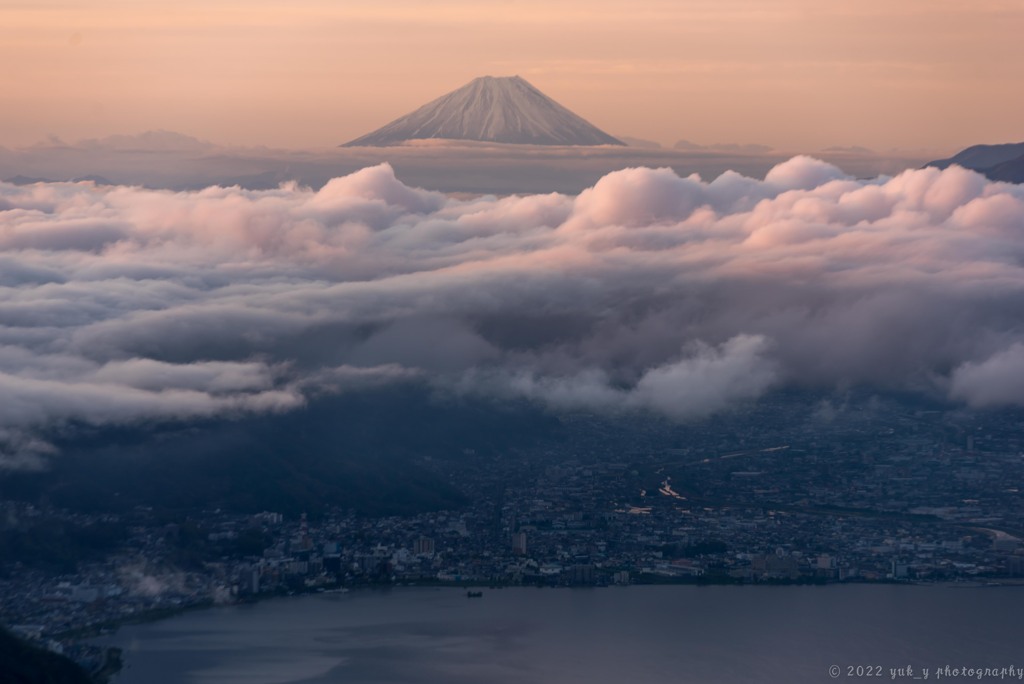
left=2, top=158, right=1023, bottom=466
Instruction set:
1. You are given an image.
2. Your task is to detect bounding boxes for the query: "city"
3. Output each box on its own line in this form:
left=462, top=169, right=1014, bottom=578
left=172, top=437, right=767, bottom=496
left=3, top=392, right=1023, bottom=675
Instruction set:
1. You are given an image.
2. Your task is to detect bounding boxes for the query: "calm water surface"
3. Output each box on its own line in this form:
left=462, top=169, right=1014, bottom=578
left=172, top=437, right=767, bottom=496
left=99, top=585, right=1024, bottom=684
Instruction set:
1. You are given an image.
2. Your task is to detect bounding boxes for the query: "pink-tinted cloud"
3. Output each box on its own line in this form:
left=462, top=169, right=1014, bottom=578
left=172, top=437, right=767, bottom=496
left=2, top=159, right=1024, bottom=466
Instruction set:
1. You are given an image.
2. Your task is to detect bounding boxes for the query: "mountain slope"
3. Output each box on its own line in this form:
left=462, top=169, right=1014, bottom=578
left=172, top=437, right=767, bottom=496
left=343, top=76, right=623, bottom=147
left=0, top=386, right=562, bottom=517
left=927, top=142, right=1024, bottom=172
left=983, top=153, right=1024, bottom=183
left=0, top=630, right=93, bottom=684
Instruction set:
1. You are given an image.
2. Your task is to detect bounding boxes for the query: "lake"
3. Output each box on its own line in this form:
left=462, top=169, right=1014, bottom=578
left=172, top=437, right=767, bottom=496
left=99, top=584, right=1024, bottom=683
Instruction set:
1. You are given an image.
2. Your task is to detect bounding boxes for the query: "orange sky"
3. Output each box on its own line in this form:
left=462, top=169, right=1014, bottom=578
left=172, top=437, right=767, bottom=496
left=1, top=0, right=1022, bottom=153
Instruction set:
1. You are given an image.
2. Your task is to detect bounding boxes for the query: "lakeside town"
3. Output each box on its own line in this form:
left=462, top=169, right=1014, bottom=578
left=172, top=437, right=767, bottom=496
left=3, top=393, right=1024, bottom=675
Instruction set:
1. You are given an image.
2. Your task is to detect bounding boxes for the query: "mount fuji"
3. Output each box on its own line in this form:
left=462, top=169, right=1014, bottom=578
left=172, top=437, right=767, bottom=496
left=343, top=75, right=624, bottom=147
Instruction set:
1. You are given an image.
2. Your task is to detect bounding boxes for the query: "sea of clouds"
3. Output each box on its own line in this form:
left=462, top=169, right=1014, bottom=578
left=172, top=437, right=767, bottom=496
left=2, top=157, right=1023, bottom=468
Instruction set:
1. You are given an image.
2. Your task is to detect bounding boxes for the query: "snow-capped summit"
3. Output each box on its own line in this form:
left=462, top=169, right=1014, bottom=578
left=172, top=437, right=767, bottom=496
left=342, top=75, right=624, bottom=147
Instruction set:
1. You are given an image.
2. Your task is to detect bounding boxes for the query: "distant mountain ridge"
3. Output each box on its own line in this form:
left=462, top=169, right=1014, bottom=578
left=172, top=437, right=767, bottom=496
left=673, top=139, right=775, bottom=154
left=343, top=75, right=624, bottom=147
left=3, top=174, right=115, bottom=185
left=927, top=141, right=1024, bottom=183
left=76, top=130, right=214, bottom=153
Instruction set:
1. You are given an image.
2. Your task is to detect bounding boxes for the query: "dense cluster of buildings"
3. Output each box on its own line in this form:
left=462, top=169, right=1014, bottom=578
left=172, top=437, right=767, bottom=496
left=3, top=394, right=1024, bottom=668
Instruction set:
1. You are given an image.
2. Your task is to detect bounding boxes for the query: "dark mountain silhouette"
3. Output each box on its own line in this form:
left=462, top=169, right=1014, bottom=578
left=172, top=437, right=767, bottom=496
left=927, top=141, right=1024, bottom=182
left=0, top=629, right=92, bottom=684
left=982, top=154, right=1024, bottom=183
left=0, top=386, right=562, bottom=518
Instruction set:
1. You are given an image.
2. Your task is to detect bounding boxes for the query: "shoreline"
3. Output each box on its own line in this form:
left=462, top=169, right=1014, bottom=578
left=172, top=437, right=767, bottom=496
left=73, top=575, right=1024, bottom=680
left=72, top=574, right=1023, bottom=642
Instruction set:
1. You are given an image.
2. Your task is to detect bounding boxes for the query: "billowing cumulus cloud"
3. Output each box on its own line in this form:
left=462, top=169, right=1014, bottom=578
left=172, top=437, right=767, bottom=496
left=456, top=334, right=777, bottom=419
left=2, top=159, right=1024, bottom=467
left=949, top=344, right=1024, bottom=408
